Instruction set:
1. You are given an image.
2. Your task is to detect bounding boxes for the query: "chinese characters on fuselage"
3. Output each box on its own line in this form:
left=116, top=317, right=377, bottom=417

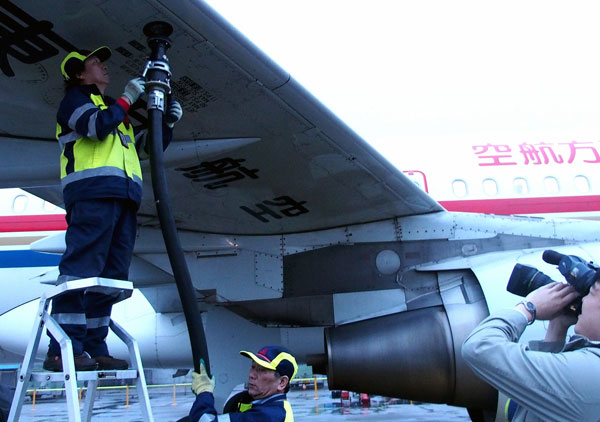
left=473, top=141, right=600, bottom=166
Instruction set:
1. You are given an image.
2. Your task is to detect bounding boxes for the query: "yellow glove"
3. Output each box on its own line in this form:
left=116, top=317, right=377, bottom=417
left=191, top=360, right=215, bottom=395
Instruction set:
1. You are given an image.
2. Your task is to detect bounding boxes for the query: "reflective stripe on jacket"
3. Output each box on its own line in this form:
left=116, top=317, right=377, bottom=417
left=189, top=391, right=293, bottom=422
left=233, top=395, right=293, bottom=422
left=56, top=84, right=143, bottom=208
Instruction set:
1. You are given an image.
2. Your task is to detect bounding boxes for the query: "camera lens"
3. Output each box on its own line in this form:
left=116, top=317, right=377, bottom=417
left=507, top=264, right=554, bottom=297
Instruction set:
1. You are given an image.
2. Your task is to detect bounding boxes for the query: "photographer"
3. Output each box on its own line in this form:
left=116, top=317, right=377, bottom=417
left=462, top=281, right=600, bottom=421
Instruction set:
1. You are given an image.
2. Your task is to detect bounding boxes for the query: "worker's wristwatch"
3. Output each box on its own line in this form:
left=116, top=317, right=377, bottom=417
left=517, top=301, right=536, bottom=325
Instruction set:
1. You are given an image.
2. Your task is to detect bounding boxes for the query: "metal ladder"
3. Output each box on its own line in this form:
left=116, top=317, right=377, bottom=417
left=8, top=277, right=154, bottom=422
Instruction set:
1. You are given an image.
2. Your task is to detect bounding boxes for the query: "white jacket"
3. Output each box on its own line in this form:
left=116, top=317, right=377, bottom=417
left=462, top=309, right=600, bottom=422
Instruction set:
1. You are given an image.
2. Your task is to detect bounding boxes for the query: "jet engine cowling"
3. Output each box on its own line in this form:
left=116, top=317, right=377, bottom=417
left=325, top=301, right=496, bottom=409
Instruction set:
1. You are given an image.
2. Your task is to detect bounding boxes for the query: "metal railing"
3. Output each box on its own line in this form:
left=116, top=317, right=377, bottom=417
left=25, top=383, right=192, bottom=410
left=25, top=376, right=329, bottom=409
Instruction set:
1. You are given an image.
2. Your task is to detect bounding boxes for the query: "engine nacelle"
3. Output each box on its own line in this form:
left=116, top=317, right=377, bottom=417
left=325, top=301, right=496, bottom=409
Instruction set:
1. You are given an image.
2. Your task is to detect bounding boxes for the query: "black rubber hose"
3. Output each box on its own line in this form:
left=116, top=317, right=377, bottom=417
left=148, top=109, right=210, bottom=376
left=145, top=22, right=211, bottom=376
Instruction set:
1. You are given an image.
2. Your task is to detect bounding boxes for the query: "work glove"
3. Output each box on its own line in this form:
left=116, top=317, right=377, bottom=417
left=122, top=77, right=146, bottom=104
left=191, top=359, right=215, bottom=395
left=165, top=99, right=183, bottom=128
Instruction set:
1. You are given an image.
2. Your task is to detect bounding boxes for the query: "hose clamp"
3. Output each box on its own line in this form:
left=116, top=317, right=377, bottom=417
left=142, top=59, right=172, bottom=78
left=147, top=89, right=166, bottom=112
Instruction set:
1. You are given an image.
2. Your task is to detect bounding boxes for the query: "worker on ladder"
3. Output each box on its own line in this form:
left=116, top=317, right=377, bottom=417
left=45, top=45, right=183, bottom=372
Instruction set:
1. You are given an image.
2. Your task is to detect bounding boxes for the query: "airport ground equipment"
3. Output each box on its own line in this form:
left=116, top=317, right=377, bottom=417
left=7, top=277, right=153, bottom=422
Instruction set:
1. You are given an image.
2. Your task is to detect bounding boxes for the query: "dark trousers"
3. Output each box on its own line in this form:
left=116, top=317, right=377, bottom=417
left=48, top=198, right=137, bottom=357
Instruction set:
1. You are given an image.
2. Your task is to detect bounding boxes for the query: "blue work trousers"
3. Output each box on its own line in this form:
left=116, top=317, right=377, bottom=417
left=48, top=198, right=137, bottom=357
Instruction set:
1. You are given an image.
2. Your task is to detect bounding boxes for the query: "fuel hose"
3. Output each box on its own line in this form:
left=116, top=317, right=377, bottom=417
left=143, top=21, right=210, bottom=376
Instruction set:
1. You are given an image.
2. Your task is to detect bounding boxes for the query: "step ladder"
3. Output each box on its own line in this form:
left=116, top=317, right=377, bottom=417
left=8, top=277, right=154, bottom=422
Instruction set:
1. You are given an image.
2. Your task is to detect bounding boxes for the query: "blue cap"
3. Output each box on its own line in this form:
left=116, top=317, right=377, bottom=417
left=240, top=346, right=298, bottom=381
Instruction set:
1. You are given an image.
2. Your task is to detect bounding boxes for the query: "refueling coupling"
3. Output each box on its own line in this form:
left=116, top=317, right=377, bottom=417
left=142, top=21, right=173, bottom=113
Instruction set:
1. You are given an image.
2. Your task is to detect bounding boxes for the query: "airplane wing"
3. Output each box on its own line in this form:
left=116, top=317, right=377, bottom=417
left=0, top=0, right=443, bottom=235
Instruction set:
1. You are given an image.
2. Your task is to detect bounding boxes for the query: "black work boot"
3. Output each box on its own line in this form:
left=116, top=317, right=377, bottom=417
left=94, top=355, right=128, bottom=370
left=43, top=354, right=97, bottom=372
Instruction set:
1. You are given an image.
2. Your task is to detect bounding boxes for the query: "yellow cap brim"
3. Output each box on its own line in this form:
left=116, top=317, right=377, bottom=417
left=61, top=46, right=111, bottom=80
left=88, top=46, right=111, bottom=63
left=240, top=351, right=277, bottom=371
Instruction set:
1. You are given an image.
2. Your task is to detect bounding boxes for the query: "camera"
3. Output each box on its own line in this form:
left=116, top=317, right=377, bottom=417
left=506, top=250, right=600, bottom=314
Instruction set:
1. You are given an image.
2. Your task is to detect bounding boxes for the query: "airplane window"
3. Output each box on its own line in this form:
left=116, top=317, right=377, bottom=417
left=12, top=195, right=28, bottom=213
left=574, top=175, right=590, bottom=193
left=543, top=176, right=560, bottom=194
left=512, top=177, right=529, bottom=195
left=482, top=178, right=498, bottom=196
left=452, top=179, right=468, bottom=198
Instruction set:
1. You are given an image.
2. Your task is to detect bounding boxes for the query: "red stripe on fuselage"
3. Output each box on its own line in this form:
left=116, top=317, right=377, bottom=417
left=440, top=195, right=600, bottom=215
left=0, top=196, right=597, bottom=234
left=0, top=215, right=67, bottom=232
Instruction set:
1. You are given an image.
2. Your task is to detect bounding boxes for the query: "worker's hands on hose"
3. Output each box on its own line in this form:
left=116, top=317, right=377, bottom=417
left=165, top=99, right=183, bottom=128
left=191, top=359, right=215, bottom=395
left=122, top=77, right=146, bottom=104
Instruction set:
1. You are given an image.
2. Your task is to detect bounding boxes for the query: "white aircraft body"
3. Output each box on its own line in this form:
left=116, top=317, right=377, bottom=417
left=1, top=1, right=600, bottom=420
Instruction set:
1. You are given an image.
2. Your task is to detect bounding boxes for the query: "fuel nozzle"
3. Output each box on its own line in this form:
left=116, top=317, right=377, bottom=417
left=143, top=21, right=173, bottom=112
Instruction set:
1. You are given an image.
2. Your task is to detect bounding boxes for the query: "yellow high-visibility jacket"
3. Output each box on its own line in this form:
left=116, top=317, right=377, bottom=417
left=56, top=84, right=170, bottom=208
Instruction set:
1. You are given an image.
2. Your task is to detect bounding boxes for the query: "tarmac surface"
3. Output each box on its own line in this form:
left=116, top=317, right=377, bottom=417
left=12, top=385, right=471, bottom=422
